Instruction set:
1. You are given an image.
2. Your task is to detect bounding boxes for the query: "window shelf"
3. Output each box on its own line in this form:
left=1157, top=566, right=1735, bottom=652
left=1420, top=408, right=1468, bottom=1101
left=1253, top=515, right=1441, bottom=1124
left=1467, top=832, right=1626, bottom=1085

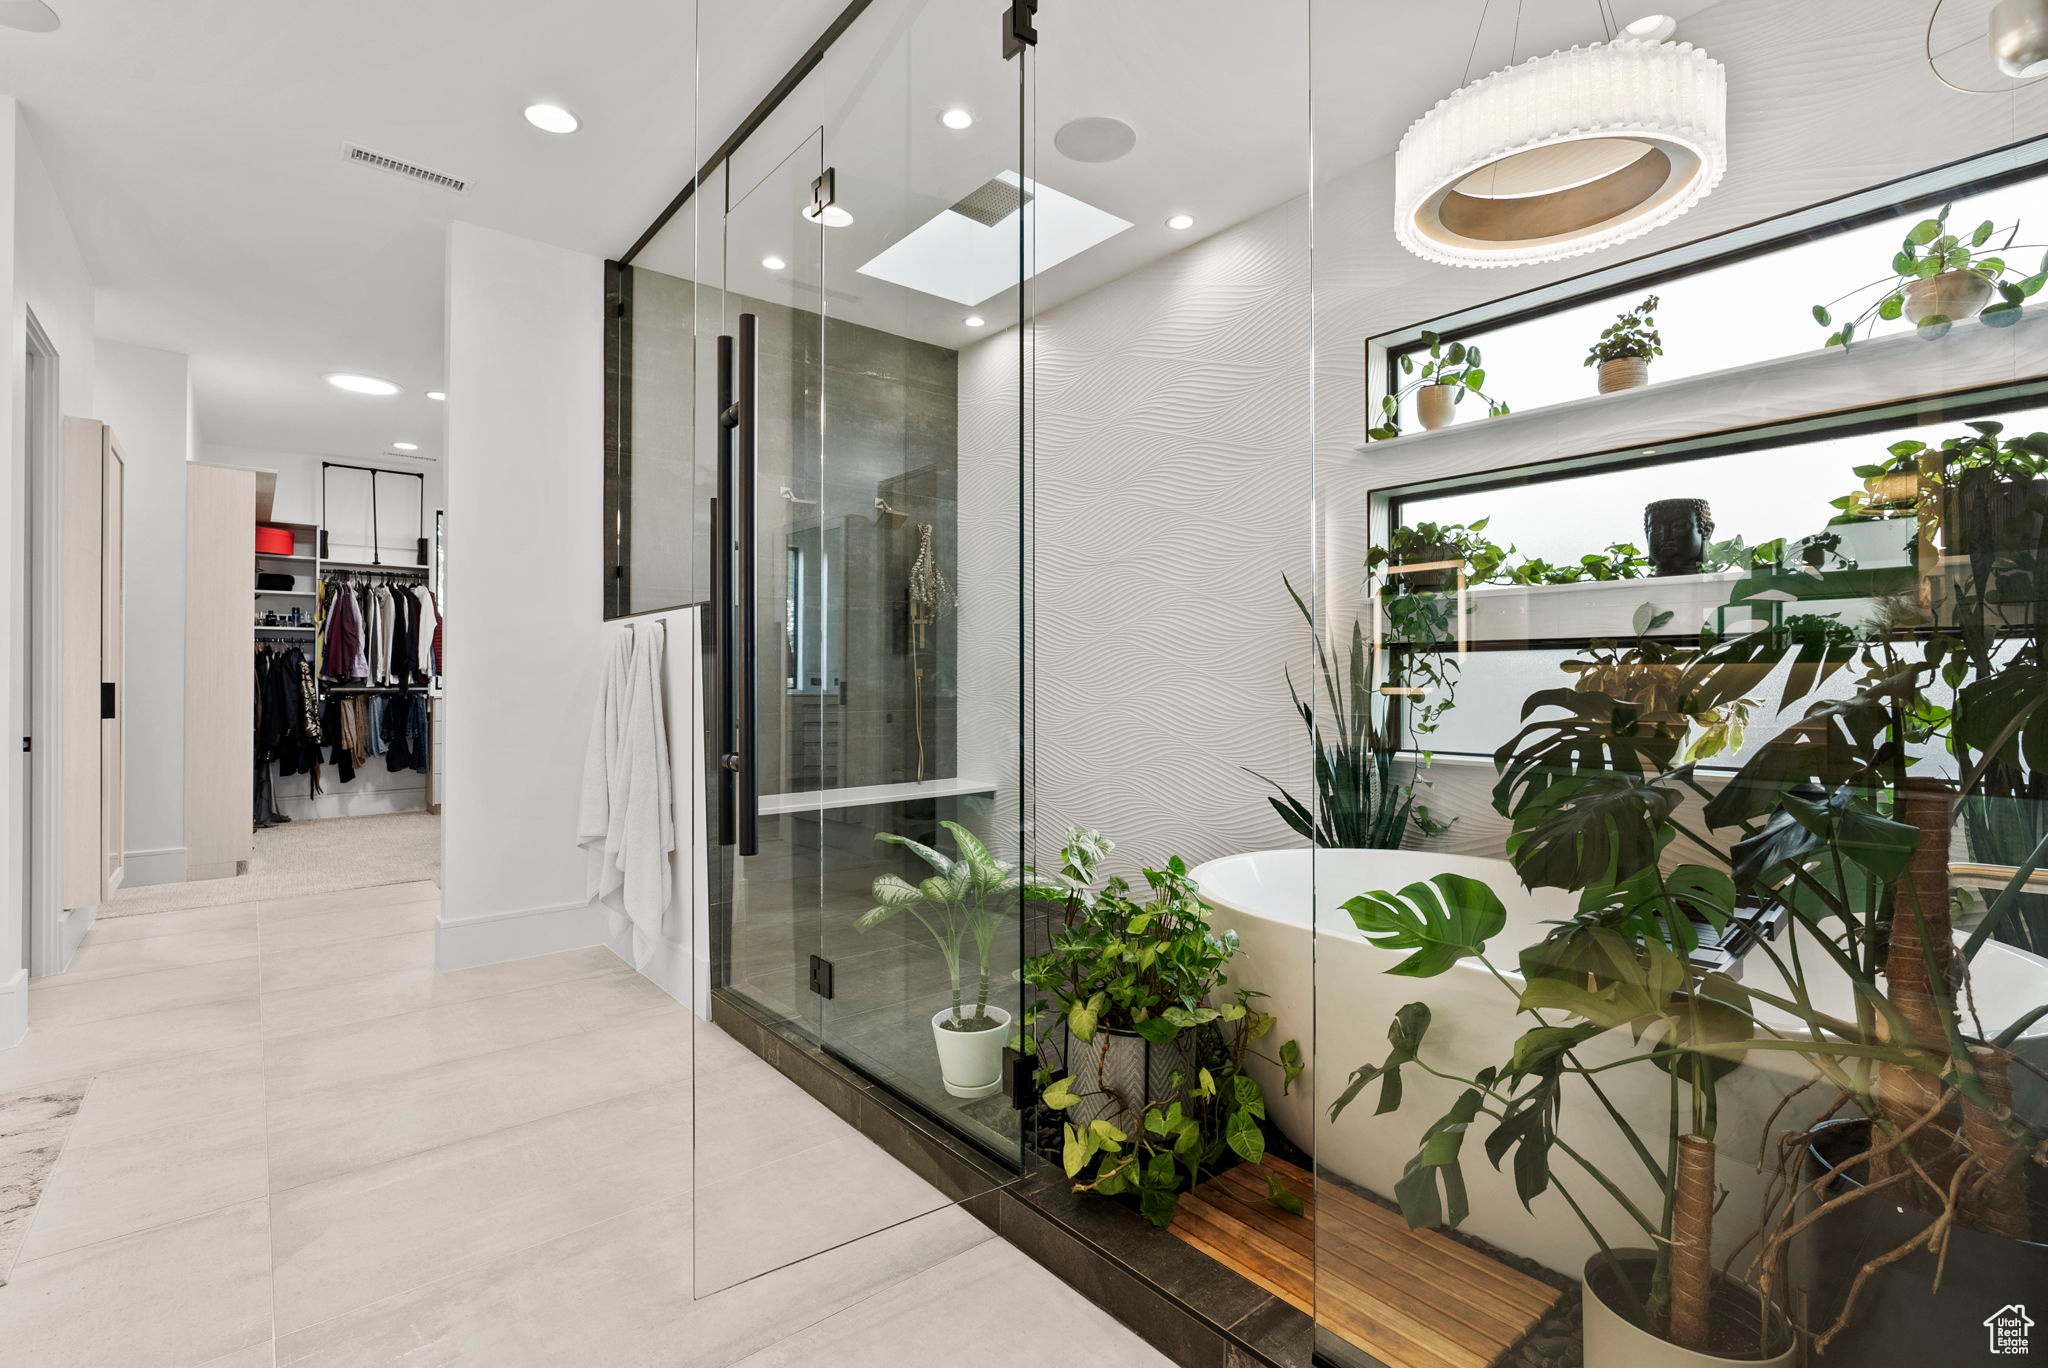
left=1355, top=309, right=2048, bottom=485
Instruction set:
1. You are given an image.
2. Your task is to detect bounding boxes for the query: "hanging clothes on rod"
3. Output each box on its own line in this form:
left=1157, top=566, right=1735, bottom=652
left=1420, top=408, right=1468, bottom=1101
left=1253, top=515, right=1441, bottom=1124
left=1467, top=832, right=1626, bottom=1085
left=255, top=639, right=323, bottom=821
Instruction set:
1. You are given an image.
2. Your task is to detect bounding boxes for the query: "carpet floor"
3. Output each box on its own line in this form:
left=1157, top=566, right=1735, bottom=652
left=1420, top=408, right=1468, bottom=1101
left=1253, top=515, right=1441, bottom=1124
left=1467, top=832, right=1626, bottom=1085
left=99, top=811, right=441, bottom=919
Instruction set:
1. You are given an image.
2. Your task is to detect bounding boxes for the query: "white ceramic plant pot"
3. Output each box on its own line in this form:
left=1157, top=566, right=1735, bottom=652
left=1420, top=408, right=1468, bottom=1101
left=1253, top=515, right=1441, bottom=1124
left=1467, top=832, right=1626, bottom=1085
left=1598, top=356, right=1649, bottom=394
left=1903, top=268, right=1994, bottom=326
left=1583, top=1251, right=1796, bottom=1368
left=931, top=1003, right=1010, bottom=1099
left=1416, top=383, right=1457, bottom=431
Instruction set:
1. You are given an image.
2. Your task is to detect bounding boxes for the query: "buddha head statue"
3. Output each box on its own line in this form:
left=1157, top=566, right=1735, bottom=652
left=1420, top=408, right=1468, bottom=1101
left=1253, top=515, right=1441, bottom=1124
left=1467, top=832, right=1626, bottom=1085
left=1644, top=498, right=1714, bottom=577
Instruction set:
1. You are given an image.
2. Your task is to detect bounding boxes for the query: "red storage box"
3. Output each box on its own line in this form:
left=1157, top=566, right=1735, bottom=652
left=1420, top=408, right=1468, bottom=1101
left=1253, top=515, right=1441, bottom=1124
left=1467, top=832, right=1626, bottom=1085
left=255, top=526, right=296, bottom=556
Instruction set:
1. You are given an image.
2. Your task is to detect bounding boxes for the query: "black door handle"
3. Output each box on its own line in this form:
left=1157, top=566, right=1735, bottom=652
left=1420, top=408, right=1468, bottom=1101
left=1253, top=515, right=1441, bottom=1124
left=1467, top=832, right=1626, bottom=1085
left=735, top=313, right=760, bottom=857
left=101, top=682, right=117, bottom=720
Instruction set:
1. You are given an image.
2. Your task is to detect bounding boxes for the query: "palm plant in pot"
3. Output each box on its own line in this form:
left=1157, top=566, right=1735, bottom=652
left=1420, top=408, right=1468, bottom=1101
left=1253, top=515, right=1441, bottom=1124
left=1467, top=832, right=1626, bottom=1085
left=1021, top=827, right=1304, bottom=1228
left=859, top=821, right=1020, bottom=1099
left=1812, top=202, right=2048, bottom=345
left=1585, top=295, right=1663, bottom=394
left=1366, top=331, right=1510, bottom=441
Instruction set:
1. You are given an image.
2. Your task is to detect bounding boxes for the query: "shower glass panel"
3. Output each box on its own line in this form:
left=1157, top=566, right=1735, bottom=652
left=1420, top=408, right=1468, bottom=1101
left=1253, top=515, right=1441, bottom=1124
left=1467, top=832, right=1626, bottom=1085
left=1311, top=3, right=2048, bottom=1365
left=690, top=0, right=1030, bottom=1300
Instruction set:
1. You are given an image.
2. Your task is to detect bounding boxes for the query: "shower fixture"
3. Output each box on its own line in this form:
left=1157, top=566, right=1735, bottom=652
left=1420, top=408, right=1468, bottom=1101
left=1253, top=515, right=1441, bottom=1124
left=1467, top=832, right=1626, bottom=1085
left=779, top=486, right=817, bottom=506
left=874, top=497, right=908, bottom=528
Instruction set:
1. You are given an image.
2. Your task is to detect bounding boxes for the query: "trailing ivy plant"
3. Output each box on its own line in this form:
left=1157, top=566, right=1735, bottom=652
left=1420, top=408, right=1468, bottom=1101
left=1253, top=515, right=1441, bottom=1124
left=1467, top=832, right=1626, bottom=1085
left=1813, top=202, right=2048, bottom=345
left=1367, top=332, right=1510, bottom=442
left=1022, top=829, right=1304, bottom=1228
left=1367, top=520, right=1511, bottom=737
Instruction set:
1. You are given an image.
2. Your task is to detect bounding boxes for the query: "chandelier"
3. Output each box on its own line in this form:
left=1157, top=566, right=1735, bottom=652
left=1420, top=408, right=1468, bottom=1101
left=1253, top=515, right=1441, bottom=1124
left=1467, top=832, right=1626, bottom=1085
left=1394, top=38, right=1728, bottom=269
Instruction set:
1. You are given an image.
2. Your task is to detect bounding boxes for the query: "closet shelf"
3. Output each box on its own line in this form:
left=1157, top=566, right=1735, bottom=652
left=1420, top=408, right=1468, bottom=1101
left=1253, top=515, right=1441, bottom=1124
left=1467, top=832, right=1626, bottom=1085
left=255, top=625, right=314, bottom=633
left=255, top=590, right=315, bottom=598
left=256, top=552, right=316, bottom=563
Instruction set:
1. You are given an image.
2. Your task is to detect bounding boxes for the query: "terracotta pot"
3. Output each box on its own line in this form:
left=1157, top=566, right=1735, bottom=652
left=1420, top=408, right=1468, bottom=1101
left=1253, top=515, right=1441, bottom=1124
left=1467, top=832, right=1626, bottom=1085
left=1583, top=1250, right=1795, bottom=1368
left=1598, top=356, right=1649, bottom=394
left=1416, top=384, right=1458, bottom=431
left=1903, top=269, right=1994, bottom=327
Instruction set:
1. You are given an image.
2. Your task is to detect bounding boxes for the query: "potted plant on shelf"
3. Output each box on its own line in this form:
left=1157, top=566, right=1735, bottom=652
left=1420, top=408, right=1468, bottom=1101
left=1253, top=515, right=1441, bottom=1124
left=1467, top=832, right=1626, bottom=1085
left=1813, top=202, right=2048, bottom=345
left=1585, top=295, right=1663, bottom=393
left=1022, top=827, right=1303, bottom=1228
left=859, top=821, right=1019, bottom=1099
left=1366, top=331, right=1510, bottom=441
left=1367, top=519, right=1511, bottom=739
left=1252, top=574, right=1447, bottom=849
left=1886, top=420, right=2048, bottom=561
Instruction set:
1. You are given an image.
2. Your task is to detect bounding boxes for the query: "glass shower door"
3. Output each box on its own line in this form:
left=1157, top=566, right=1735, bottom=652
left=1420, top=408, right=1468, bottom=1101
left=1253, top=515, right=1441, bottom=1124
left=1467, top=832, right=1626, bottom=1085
left=694, top=0, right=1031, bottom=1298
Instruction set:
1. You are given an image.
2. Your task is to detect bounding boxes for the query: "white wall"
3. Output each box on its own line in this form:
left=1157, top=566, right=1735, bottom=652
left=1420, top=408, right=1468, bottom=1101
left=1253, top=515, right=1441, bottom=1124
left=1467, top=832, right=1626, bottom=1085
left=961, top=0, right=2048, bottom=875
left=95, top=341, right=190, bottom=886
left=2, top=99, right=95, bottom=1040
left=438, top=221, right=605, bottom=968
left=199, top=442, right=444, bottom=535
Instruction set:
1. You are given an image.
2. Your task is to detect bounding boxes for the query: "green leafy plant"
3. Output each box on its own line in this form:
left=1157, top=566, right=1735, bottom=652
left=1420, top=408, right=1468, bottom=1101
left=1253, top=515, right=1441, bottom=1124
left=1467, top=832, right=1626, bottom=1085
left=1023, top=829, right=1304, bottom=1228
left=1367, top=332, right=1511, bottom=442
left=1367, top=520, right=1511, bottom=737
left=1367, top=519, right=1512, bottom=587
left=1813, top=202, right=2048, bottom=345
left=1503, top=542, right=1654, bottom=584
left=1584, top=295, right=1663, bottom=367
left=1328, top=556, right=2048, bottom=1355
left=859, top=821, right=1018, bottom=1031
left=1252, top=575, right=1442, bottom=849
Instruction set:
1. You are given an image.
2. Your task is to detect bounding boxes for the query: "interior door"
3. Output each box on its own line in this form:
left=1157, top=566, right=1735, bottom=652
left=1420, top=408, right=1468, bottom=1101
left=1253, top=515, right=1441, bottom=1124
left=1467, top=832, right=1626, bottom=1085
left=100, top=433, right=125, bottom=897
left=59, top=418, right=103, bottom=913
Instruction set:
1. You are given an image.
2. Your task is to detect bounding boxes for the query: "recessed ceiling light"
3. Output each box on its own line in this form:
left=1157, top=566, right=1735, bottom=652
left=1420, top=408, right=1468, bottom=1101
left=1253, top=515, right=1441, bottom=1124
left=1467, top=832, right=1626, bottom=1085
left=940, top=108, right=974, bottom=130
left=1621, top=13, right=1677, bottom=40
left=324, top=373, right=401, bottom=397
left=524, top=104, right=580, bottom=134
left=392, top=442, right=419, bottom=451
left=964, top=315, right=986, bottom=327
left=426, top=391, right=446, bottom=401
left=802, top=203, right=855, bottom=228
left=1165, top=213, right=1196, bottom=231
left=762, top=255, right=787, bottom=271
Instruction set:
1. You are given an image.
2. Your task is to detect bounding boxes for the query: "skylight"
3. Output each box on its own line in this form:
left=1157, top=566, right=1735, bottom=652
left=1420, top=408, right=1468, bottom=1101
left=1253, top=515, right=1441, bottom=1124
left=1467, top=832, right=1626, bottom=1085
left=857, top=171, right=1130, bottom=306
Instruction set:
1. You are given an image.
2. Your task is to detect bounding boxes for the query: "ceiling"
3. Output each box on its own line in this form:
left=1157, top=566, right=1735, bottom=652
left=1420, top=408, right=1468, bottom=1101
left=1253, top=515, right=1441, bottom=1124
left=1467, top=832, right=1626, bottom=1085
left=0, top=0, right=850, bottom=461
left=634, top=0, right=1725, bottom=350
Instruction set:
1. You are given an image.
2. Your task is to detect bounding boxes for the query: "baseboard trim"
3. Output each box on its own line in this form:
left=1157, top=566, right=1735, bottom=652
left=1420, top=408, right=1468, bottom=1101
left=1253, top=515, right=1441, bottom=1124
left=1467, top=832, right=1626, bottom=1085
left=435, top=900, right=604, bottom=971
left=0, top=968, right=28, bottom=1049
left=119, top=847, right=188, bottom=888
left=58, top=903, right=95, bottom=970
left=600, top=916, right=699, bottom=1013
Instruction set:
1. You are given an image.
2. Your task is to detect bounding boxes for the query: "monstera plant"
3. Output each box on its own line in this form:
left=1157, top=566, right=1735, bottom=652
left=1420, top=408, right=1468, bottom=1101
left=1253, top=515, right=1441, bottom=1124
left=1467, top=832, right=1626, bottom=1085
left=1330, top=552, right=2048, bottom=1366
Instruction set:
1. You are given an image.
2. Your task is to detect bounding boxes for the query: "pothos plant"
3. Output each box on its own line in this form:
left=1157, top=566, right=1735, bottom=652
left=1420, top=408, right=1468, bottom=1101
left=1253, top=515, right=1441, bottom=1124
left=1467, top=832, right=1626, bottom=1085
left=1367, top=332, right=1511, bottom=442
left=1022, top=828, right=1304, bottom=1228
left=1813, top=202, right=2048, bottom=345
left=1367, top=519, right=1511, bottom=737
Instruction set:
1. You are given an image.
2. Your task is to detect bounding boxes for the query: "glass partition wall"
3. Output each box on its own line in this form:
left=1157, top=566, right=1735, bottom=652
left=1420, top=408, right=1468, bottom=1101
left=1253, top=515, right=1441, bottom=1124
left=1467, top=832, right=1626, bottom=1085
left=607, top=0, right=2048, bottom=1359
left=611, top=0, right=1035, bottom=1296
left=1310, top=4, right=2048, bottom=1368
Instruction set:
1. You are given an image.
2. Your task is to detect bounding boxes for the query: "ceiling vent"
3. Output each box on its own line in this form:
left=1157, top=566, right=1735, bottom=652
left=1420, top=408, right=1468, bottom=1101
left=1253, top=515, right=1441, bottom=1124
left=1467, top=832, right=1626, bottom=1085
left=342, top=144, right=468, bottom=193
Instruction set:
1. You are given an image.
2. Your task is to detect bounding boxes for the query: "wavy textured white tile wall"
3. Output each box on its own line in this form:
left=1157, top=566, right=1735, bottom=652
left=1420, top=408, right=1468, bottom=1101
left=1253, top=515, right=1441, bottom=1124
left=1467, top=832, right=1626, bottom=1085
left=963, top=198, right=1317, bottom=875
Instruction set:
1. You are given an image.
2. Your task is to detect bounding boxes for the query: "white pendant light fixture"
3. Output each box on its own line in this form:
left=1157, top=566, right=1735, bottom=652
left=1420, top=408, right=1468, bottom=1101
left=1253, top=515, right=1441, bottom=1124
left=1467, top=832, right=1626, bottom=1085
left=1395, top=33, right=1727, bottom=268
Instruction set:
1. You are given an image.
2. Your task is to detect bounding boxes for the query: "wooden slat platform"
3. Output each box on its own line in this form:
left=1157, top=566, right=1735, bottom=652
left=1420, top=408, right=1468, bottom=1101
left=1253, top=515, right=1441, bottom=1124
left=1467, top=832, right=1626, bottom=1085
left=1170, top=1156, right=1564, bottom=1368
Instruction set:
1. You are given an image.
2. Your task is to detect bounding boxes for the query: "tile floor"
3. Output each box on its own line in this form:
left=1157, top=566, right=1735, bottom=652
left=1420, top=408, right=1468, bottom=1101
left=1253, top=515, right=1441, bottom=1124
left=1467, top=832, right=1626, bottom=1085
left=0, top=879, right=1173, bottom=1367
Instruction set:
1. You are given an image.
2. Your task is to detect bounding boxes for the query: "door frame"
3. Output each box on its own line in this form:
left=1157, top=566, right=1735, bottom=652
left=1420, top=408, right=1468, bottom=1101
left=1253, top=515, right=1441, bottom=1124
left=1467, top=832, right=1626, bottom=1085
left=23, top=309, right=66, bottom=978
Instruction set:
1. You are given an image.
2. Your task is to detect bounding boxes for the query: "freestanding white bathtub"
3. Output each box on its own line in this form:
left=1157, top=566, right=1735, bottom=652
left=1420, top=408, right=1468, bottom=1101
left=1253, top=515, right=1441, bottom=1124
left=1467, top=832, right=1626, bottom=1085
left=1192, top=847, right=2048, bottom=1278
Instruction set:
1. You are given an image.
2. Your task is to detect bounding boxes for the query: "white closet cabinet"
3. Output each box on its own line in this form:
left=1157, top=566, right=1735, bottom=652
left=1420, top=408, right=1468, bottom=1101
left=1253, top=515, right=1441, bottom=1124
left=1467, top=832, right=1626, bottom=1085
left=185, top=464, right=256, bottom=880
